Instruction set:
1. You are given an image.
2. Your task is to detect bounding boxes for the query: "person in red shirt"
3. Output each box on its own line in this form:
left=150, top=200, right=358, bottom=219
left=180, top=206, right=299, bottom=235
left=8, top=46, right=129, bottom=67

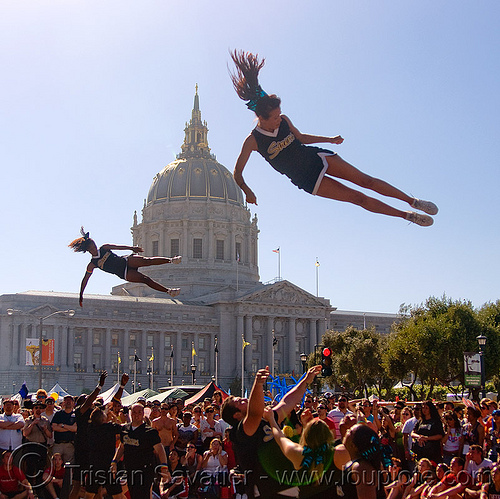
left=316, top=402, right=336, bottom=439
left=0, top=450, right=34, bottom=499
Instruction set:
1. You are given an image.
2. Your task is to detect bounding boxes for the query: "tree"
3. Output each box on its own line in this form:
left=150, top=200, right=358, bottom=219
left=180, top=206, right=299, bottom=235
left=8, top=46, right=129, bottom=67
left=385, top=296, right=491, bottom=399
left=321, top=326, right=389, bottom=397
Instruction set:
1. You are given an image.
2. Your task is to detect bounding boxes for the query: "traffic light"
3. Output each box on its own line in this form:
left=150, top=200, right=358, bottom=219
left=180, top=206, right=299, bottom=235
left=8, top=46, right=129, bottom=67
left=321, top=347, right=333, bottom=377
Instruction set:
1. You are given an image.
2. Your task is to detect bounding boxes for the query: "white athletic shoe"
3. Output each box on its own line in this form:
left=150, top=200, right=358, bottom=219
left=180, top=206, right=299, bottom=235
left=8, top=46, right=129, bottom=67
left=171, top=256, right=182, bottom=264
left=167, top=288, right=181, bottom=297
left=406, top=211, right=434, bottom=227
left=411, top=198, right=438, bottom=215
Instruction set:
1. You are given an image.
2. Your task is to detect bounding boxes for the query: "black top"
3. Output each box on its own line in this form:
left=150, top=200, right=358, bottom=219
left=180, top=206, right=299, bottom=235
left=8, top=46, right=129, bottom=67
left=90, top=246, right=127, bottom=279
left=52, top=410, right=76, bottom=443
left=121, top=423, right=161, bottom=470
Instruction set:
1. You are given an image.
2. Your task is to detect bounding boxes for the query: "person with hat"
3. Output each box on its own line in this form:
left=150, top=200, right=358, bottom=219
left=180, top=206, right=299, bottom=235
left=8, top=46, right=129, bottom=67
left=0, top=399, right=24, bottom=454
left=22, top=400, right=52, bottom=487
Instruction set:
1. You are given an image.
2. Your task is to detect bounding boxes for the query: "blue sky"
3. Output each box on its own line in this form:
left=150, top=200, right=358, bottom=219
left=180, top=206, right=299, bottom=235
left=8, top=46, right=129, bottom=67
left=1, top=1, right=499, bottom=313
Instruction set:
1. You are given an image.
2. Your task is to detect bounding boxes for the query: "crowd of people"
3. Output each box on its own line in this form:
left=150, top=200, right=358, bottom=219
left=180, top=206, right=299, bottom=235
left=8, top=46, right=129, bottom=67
left=1, top=367, right=499, bottom=499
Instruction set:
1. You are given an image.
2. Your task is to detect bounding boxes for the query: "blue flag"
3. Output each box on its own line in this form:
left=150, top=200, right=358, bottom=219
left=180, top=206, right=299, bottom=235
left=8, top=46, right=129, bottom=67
left=18, top=382, right=28, bottom=399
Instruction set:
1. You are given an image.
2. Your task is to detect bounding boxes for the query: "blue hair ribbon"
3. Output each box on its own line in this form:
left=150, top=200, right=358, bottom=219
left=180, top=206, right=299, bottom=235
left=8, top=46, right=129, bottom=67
left=246, top=85, right=268, bottom=111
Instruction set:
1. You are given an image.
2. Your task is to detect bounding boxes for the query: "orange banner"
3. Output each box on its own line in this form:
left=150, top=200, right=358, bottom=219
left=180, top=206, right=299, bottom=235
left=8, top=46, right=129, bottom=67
left=42, top=339, right=55, bottom=366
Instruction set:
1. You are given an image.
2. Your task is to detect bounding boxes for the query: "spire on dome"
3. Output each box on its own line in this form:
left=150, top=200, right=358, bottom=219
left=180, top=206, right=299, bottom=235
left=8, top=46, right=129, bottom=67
left=178, top=85, right=214, bottom=160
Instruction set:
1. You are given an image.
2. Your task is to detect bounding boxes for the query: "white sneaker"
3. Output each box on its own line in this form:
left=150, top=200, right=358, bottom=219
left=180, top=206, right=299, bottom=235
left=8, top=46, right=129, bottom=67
left=406, top=211, right=434, bottom=227
left=171, top=256, right=182, bottom=264
left=411, top=198, right=438, bottom=215
left=167, top=288, right=181, bottom=297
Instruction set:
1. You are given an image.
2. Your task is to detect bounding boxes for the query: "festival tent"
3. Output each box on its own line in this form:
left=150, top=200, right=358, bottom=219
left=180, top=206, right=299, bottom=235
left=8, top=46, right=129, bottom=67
left=121, top=388, right=159, bottom=406
left=48, top=383, right=72, bottom=400
left=147, top=388, right=189, bottom=403
left=183, top=382, right=229, bottom=406
left=100, top=383, right=131, bottom=405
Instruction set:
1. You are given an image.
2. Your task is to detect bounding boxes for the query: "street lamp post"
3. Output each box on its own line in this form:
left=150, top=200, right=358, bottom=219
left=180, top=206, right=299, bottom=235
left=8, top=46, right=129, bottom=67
left=38, top=310, right=75, bottom=390
left=477, top=334, right=487, bottom=399
left=300, top=353, right=308, bottom=374
left=191, top=364, right=196, bottom=385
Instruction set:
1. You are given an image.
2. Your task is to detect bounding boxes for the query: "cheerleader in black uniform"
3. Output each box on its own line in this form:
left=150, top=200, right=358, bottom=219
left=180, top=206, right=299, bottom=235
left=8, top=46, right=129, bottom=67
left=230, top=50, right=438, bottom=226
left=69, top=228, right=181, bottom=307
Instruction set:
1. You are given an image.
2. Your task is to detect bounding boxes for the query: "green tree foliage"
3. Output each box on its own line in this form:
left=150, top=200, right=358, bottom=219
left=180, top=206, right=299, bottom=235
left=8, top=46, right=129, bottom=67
left=321, top=326, right=390, bottom=397
left=384, top=296, right=500, bottom=399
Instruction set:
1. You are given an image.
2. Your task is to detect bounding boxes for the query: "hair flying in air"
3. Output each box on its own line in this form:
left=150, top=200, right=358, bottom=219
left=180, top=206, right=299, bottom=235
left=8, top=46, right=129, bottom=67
left=68, top=226, right=92, bottom=253
left=229, top=50, right=281, bottom=119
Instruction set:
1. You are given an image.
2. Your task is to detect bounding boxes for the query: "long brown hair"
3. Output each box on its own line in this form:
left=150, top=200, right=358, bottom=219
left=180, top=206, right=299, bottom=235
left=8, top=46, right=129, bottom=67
left=229, top=50, right=281, bottom=119
left=69, top=227, right=92, bottom=253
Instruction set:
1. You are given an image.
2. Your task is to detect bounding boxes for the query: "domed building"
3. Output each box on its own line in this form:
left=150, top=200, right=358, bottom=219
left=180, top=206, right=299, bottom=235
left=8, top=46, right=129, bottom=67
left=112, top=88, right=260, bottom=300
left=0, top=89, right=397, bottom=396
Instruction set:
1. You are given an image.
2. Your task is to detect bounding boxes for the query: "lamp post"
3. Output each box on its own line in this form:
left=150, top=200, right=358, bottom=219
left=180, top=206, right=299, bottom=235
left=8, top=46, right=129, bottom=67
left=477, top=334, right=487, bottom=399
left=191, top=364, right=196, bottom=385
left=38, top=310, right=75, bottom=390
left=300, top=353, right=308, bottom=374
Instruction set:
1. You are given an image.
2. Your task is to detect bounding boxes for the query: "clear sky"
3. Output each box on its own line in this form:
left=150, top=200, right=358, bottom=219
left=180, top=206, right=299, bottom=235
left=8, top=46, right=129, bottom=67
left=1, top=1, right=499, bottom=313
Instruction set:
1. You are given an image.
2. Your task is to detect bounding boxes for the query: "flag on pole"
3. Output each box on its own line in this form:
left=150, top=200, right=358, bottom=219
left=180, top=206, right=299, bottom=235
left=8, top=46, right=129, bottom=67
left=236, top=253, right=240, bottom=262
left=273, top=335, right=278, bottom=347
left=243, top=339, right=251, bottom=349
left=192, top=345, right=197, bottom=357
left=170, top=346, right=174, bottom=358
left=214, top=336, right=219, bottom=353
left=149, top=351, right=154, bottom=362
left=134, top=354, right=142, bottom=362
left=18, top=382, right=28, bottom=399
left=272, top=247, right=280, bottom=253
left=118, top=352, right=121, bottom=364
left=315, top=259, right=320, bottom=267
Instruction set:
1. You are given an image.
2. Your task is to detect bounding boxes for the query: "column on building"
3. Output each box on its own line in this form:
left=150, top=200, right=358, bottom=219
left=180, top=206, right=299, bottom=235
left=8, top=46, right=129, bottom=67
left=56, top=325, right=62, bottom=368
left=159, top=331, right=165, bottom=376
left=309, top=318, right=317, bottom=354
left=236, top=315, right=244, bottom=374
left=244, top=315, right=253, bottom=375
left=140, top=330, right=147, bottom=377
left=182, top=220, right=189, bottom=260
left=208, top=221, right=214, bottom=263
left=67, top=326, right=75, bottom=373
left=105, top=328, right=111, bottom=371
left=288, top=318, right=296, bottom=374
left=86, top=328, right=93, bottom=373
left=12, top=321, right=20, bottom=367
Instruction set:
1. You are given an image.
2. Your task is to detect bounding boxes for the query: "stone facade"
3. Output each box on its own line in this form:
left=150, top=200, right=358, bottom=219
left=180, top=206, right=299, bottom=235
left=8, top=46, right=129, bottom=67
left=0, top=90, right=398, bottom=396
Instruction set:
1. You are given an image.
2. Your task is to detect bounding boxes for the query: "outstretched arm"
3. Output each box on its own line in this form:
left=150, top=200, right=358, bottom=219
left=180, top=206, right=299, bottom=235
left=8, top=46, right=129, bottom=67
left=101, top=244, right=143, bottom=253
left=81, top=371, right=108, bottom=413
left=79, top=263, right=95, bottom=307
left=242, top=366, right=270, bottom=436
left=274, top=365, right=322, bottom=424
left=234, top=134, right=258, bottom=205
left=282, top=115, right=343, bottom=145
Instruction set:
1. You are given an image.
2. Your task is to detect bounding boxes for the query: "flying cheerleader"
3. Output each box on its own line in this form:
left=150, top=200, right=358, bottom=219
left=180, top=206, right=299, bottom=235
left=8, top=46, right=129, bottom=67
left=69, top=228, right=181, bottom=307
left=230, top=50, right=438, bottom=226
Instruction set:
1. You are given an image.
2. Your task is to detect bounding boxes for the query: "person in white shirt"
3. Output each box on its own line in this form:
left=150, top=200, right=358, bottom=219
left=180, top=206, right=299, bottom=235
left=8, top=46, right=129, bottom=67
left=327, top=394, right=353, bottom=438
left=465, top=444, right=493, bottom=478
left=0, top=399, right=24, bottom=452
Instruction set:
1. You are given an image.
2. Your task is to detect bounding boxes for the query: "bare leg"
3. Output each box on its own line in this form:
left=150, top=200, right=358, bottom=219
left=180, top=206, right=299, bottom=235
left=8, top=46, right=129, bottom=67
left=126, top=269, right=180, bottom=297
left=127, top=255, right=178, bottom=268
left=316, top=176, right=408, bottom=219
left=325, top=155, right=414, bottom=205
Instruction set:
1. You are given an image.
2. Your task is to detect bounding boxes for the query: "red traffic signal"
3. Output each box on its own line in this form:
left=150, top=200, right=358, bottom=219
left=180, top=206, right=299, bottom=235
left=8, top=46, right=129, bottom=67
left=321, top=346, right=333, bottom=376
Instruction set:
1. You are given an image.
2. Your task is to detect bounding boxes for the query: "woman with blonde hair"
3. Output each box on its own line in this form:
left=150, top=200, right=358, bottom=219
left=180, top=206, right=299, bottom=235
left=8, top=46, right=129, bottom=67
left=264, top=406, right=349, bottom=497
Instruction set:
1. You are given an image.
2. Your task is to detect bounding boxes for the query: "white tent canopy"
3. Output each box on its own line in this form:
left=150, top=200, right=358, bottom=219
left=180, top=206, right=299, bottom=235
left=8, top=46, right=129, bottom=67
left=100, top=383, right=131, bottom=405
left=48, top=383, right=72, bottom=400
